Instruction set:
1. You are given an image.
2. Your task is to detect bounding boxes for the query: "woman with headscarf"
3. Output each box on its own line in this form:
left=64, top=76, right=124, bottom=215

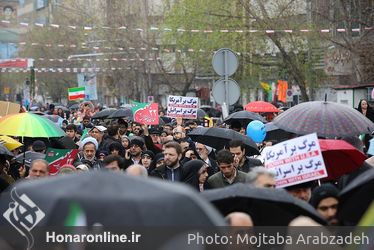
left=182, top=160, right=210, bottom=192
left=357, top=99, right=374, bottom=151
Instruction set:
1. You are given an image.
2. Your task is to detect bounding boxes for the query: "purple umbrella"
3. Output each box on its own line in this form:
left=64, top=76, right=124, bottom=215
left=273, top=101, right=374, bottom=138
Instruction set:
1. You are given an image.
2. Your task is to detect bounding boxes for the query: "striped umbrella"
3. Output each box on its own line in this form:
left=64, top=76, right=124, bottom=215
left=273, top=101, right=374, bottom=138
left=0, top=113, right=65, bottom=138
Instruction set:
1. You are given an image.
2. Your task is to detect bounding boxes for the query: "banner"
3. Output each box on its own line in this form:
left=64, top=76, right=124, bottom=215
left=277, top=80, right=288, bottom=103
left=77, top=73, right=98, bottom=100
left=261, top=133, right=327, bottom=188
left=167, top=95, right=199, bottom=119
left=0, top=101, right=20, bottom=117
left=131, top=101, right=159, bottom=125
left=45, top=148, right=79, bottom=175
left=0, top=58, right=33, bottom=68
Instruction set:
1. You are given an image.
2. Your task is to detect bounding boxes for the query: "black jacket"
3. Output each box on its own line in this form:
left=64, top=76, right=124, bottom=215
left=238, top=157, right=263, bottom=173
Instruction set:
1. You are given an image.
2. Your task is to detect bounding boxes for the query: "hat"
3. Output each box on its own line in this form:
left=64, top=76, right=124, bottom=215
left=195, top=142, right=213, bottom=154
left=58, top=164, right=76, bottom=175
left=141, top=150, right=155, bottom=160
left=89, top=125, right=107, bottom=133
left=309, top=183, right=339, bottom=208
left=149, top=127, right=160, bottom=135
left=32, top=140, right=46, bottom=152
left=154, top=153, right=164, bottom=163
left=76, top=164, right=89, bottom=172
left=81, top=137, right=98, bottom=150
left=130, top=138, right=144, bottom=148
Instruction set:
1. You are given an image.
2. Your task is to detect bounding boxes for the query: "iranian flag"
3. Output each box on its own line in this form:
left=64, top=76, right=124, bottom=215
left=68, top=87, right=85, bottom=100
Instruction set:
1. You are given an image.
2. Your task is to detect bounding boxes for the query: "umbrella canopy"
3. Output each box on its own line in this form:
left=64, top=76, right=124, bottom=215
left=0, top=171, right=226, bottom=227
left=197, top=108, right=207, bottom=120
left=0, top=135, right=23, bottom=151
left=319, top=139, right=367, bottom=181
left=69, top=103, right=80, bottom=110
left=15, top=151, right=46, bottom=167
left=50, top=135, right=78, bottom=149
left=91, top=108, right=117, bottom=119
left=338, top=168, right=374, bottom=225
left=188, top=127, right=259, bottom=156
left=108, top=108, right=133, bottom=119
left=55, top=106, right=69, bottom=112
left=224, top=110, right=267, bottom=126
left=0, top=113, right=66, bottom=138
left=202, top=183, right=326, bottom=226
left=273, top=101, right=374, bottom=138
left=0, top=144, right=14, bottom=158
left=29, top=111, right=45, bottom=116
left=265, top=122, right=293, bottom=142
left=245, top=101, right=280, bottom=113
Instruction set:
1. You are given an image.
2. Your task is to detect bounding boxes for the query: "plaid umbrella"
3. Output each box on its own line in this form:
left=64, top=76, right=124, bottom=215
left=273, top=101, right=374, bottom=137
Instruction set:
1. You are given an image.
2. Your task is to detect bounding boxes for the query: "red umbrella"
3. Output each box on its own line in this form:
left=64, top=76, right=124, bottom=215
left=319, top=139, right=367, bottom=181
left=245, top=101, right=280, bottom=113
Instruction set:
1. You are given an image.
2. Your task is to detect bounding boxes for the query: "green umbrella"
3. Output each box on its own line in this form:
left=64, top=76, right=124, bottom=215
left=0, top=112, right=65, bottom=138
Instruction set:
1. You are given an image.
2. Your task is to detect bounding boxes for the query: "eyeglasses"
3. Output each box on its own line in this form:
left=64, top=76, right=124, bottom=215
left=196, top=148, right=205, bottom=151
left=130, top=144, right=140, bottom=148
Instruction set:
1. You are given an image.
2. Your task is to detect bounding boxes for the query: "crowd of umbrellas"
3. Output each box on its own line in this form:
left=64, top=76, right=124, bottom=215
left=0, top=99, right=374, bottom=249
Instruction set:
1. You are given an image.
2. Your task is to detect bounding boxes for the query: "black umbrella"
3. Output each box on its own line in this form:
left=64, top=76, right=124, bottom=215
left=69, top=103, right=80, bottom=110
left=224, top=110, right=266, bottom=126
left=338, top=168, right=374, bottom=225
left=108, top=108, right=133, bottom=119
left=265, top=122, right=294, bottom=142
left=188, top=127, right=259, bottom=156
left=202, top=183, right=326, bottom=226
left=50, top=136, right=78, bottom=149
left=91, top=108, right=117, bottom=119
left=55, top=106, right=69, bottom=112
left=0, top=171, right=225, bottom=225
left=197, top=108, right=207, bottom=120
left=15, top=151, right=45, bottom=167
left=0, top=144, right=14, bottom=158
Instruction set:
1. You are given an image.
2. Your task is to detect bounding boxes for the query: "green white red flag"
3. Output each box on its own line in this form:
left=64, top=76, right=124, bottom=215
left=68, top=87, right=85, bottom=100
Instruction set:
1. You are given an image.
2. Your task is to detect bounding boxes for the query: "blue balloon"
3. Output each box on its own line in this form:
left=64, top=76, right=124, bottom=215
left=246, top=120, right=266, bottom=143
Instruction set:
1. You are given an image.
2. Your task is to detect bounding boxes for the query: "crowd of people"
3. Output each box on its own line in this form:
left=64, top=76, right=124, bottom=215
left=1, top=100, right=374, bottom=229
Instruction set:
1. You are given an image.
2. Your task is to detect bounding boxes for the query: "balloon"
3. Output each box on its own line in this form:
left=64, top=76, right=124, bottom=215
left=246, top=120, right=266, bottom=143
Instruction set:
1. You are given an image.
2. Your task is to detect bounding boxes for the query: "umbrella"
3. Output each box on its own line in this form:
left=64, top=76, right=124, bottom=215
left=55, top=106, right=69, bottom=112
left=197, top=108, right=207, bottom=120
left=0, top=113, right=66, bottom=138
left=15, top=151, right=45, bottom=167
left=201, top=183, right=326, bottom=226
left=273, top=101, right=374, bottom=138
left=29, top=111, right=45, bottom=116
left=265, top=122, right=293, bottom=142
left=0, top=135, right=23, bottom=151
left=245, top=101, right=280, bottom=113
left=0, top=171, right=226, bottom=249
left=338, top=168, right=374, bottom=225
left=319, top=139, right=367, bottom=181
left=91, top=108, right=117, bottom=119
left=108, top=108, right=133, bottom=119
left=224, top=110, right=267, bottom=126
left=0, top=144, right=14, bottom=158
left=50, top=135, right=78, bottom=149
left=69, top=103, right=80, bottom=110
left=188, top=127, right=259, bottom=156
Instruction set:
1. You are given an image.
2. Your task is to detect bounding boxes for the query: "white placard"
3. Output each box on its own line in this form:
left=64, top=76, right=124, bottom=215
left=261, top=133, right=328, bottom=188
left=167, top=95, right=199, bottom=119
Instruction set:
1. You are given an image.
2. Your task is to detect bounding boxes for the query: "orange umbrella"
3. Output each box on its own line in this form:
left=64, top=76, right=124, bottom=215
left=245, top=101, right=280, bottom=113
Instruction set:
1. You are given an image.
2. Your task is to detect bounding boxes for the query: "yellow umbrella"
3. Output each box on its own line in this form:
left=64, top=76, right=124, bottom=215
left=0, top=135, right=23, bottom=151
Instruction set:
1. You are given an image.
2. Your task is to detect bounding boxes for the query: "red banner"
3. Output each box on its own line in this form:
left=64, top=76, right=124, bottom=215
left=0, top=58, right=33, bottom=68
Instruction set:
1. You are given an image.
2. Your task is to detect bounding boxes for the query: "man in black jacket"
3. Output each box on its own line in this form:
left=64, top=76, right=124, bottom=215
left=229, top=140, right=262, bottom=173
left=150, top=141, right=183, bottom=182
